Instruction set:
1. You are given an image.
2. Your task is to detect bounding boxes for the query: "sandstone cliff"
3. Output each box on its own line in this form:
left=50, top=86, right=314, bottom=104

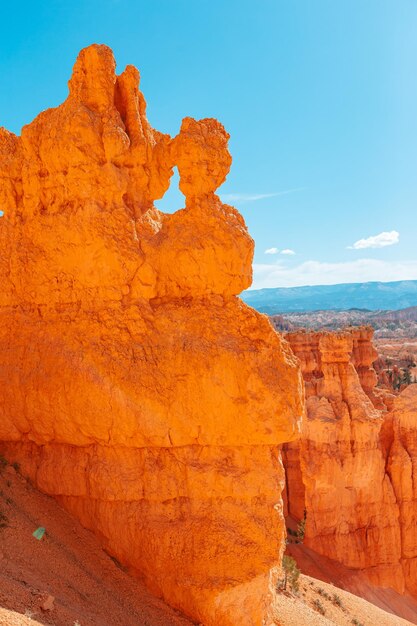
left=0, top=44, right=304, bottom=625
left=283, top=327, right=417, bottom=597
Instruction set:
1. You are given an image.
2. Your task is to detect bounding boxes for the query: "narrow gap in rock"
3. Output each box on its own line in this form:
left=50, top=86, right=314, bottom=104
left=154, top=167, right=185, bottom=215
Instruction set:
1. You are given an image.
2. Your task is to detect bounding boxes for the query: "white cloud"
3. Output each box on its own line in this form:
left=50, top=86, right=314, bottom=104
left=265, top=247, right=296, bottom=255
left=251, top=258, right=417, bottom=289
left=221, top=188, right=303, bottom=204
left=348, top=230, right=399, bottom=250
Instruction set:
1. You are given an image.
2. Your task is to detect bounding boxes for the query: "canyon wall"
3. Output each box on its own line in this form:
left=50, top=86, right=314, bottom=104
left=283, top=327, right=417, bottom=596
left=0, top=45, right=304, bottom=625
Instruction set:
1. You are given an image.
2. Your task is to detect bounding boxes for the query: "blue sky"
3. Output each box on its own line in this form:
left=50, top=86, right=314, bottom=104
left=1, top=0, right=416, bottom=289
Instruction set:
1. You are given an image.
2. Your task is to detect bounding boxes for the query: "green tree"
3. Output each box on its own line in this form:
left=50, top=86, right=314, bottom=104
left=402, top=368, right=412, bottom=386
left=277, top=555, right=300, bottom=593
left=296, top=509, right=307, bottom=542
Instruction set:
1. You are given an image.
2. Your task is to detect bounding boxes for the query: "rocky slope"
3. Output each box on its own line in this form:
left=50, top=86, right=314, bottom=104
left=283, top=327, right=417, bottom=598
left=0, top=44, right=304, bottom=625
left=1, top=459, right=411, bottom=626
left=283, top=543, right=417, bottom=625
left=0, top=459, right=192, bottom=626
left=272, top=572, right=414, bottom=626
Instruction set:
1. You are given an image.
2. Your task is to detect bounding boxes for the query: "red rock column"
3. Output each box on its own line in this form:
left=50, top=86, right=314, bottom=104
left=0, top=45, right=304, bottom=625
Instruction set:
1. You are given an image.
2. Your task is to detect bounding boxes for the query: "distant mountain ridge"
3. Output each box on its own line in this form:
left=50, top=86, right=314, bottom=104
left=242, top=280, right=417, bottom=314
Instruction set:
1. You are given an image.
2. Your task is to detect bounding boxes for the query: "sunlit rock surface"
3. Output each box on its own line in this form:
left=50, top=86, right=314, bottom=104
left=0, top=44, right=304, bottom=625
left=284, top=328, right=417, bottom=596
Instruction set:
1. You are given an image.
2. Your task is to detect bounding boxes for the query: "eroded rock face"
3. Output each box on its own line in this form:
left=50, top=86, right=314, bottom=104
left=283, top=328, right=417, bottom=596
left=386, top=384, right=417, bottom=596
left=0, top=44, right=304, bottom=625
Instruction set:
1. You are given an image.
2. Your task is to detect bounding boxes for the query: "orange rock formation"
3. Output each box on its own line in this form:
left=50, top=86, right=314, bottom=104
left=283, top=327, right=417, bottom=597
left=0, top=44, right=304, bottom=625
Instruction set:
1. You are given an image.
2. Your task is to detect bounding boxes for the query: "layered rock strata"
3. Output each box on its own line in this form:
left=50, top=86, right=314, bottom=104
left=283, top=328, right=417, bottom=596
left=0, top=44, right=304, bottom=625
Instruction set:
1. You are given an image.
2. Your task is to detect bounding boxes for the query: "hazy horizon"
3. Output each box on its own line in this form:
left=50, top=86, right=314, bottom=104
left=245, top=278, right=417, bottom=292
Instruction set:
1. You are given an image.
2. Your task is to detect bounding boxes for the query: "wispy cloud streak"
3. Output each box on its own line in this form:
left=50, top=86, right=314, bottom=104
left=221, top=188, right=303, bottom=204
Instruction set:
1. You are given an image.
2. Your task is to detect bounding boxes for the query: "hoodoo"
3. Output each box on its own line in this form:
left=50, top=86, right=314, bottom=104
left=283, top=328, right=417, bottom=597
left=0, top=45, right=304, bottom=625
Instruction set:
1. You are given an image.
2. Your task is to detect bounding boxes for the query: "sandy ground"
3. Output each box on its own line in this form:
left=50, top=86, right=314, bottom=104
left=0, top=461, right=193, bottom=626
left=273, top=573, right=414, bottom=626
left=284, top=543, right=417, bottom=625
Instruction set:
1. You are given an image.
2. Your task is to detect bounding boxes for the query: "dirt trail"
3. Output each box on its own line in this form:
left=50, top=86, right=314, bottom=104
left=0, top=461, right=192, bottom=626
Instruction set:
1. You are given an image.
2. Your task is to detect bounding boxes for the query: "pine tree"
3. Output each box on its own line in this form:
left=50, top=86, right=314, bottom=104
left=277, top=555, right=300, bottom=593
left=402, top=368, right=412, bottom=386
left=296, top=509, right=307, bottom=542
